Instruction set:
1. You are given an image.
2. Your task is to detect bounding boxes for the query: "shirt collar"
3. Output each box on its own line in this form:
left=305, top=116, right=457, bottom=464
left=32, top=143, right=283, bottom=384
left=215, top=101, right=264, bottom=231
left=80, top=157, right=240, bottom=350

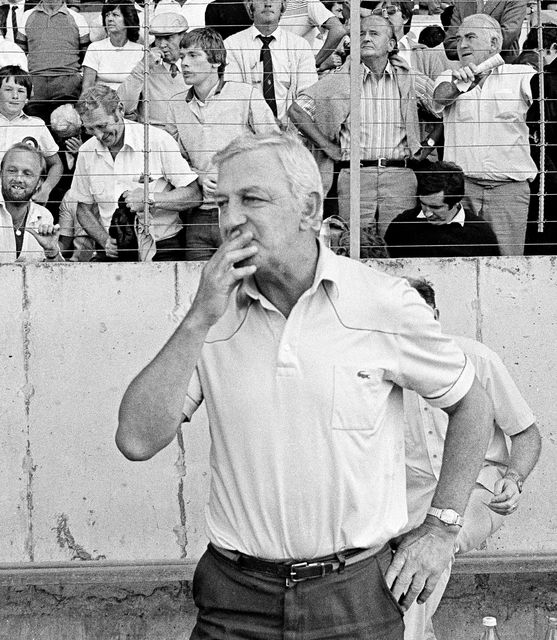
left=250, top=24, right=281, bottom=42
left=362, top=60, right=393, bottom=80
left=240, top=239, right=341, bottom=305
left=36, top=1, right=69, bottom=14
left=417, top=203, right=466, bottom=226
left=0, top=110, right=28, bottom=123
left=186, top=78, right=225, bottom=104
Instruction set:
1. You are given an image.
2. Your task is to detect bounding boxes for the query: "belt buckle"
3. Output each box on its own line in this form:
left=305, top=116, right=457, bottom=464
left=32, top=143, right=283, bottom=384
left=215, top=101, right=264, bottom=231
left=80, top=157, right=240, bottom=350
left=286, top=561, right=326, bottom=588
left=377, top=157, right=387, bottom=168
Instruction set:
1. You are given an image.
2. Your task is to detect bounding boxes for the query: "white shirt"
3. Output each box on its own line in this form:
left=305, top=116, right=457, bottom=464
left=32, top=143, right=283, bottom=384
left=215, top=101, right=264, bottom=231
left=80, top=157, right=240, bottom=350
left=153, top=0, right=208, bottom=29
left=224, top=25, right=318, bottom=122
left=279, top=0, right=334, bottom=47
left=0, top=35, right=28, bottom=69
left=434, top=64, right=538, bottom=182
left=417, top=203, right=466, bottom=226
left=404, top=335, right=536, bottom=531
left=0, top=198, right=53, bottom=263
left=182, top=243, right=475, bottom=560
left=0, top=111, right=59, bottom=166
left=69, top=120, right=197, bottom=239
left=1, top=0, right=25, bottom=43
left=82, top=38, right=144, bottom=91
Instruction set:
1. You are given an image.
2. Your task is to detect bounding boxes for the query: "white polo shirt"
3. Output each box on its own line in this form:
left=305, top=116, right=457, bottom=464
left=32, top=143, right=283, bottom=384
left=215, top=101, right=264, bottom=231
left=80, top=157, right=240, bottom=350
left=183, top=242, right=475, bottom=560
left=404, top=334, right=536, bottom=530
left=0, top=111, right=59, bottom=165
left=69, top=120, right=197, bottom=239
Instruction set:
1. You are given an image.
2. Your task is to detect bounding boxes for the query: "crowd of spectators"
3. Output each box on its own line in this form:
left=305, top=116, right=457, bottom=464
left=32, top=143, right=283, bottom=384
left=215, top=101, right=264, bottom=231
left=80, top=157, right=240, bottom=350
left=0, top=0, right=556, bottom=262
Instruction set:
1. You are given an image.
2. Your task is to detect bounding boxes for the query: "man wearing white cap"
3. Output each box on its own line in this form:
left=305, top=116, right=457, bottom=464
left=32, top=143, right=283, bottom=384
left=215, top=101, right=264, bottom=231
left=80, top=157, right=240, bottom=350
left=118, top=11, right=189, bottom=128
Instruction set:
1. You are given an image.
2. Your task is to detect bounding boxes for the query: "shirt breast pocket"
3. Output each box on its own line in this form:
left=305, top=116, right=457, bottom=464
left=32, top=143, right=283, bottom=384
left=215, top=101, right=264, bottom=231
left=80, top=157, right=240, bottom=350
left=494, top=91, right=520, bottom=121
left=332, top=366, right=390, bottom=433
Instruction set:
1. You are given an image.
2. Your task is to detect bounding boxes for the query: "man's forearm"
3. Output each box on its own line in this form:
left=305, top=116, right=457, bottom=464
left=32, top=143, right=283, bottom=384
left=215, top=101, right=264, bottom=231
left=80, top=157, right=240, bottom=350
left=433, top=81, right=461, bottom=108
left=43, top=155, right=64, bottom=194
left=315, top=18, right=346, bottom=68
left=288, top=102, right=340, bottom=158
left=432, top=377, right=494, bottom=513
left=116, top=307, right=212, bottom=461
left=507, top=424, right=542, bottom=480
left=153, top=182, right=202, bottom=212
left=76, top=202, right=109, bottom=246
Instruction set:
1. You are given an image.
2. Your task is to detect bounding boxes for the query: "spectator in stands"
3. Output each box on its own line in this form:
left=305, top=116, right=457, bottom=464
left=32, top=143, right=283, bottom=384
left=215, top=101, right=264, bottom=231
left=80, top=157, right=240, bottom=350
left=525, top=24, right=557, bottom=254
left=0, top=66, right=63, bottom=207
left=323, top=0, right=344, bottom=21
left=385, top=160, right=500, bottom=257
left=118, top=12, right=188, bottom=128
left=433, top=14, right=537, bottom=255
left=443, top=0, right=527, bottom=62
left=0, top=143, right=63, bottom=262
left=166, top=28, right=278, bottom=260
left=153, top=0, right=206, bottom=30
left=71, top=85, right=200, bottom=261
left=279, top=0, right=346, bottom=68
left=81, top=0, right=143, bottom=94
left=418, top=24, right=446, bottom=48
left=402, top=276, right=541, bottom=640
left=58, top=190, right=96, bottom=261
left=15, top=0, right=90, bottom=123
left=289, top=13, right=436, bottom=240
left=0, top=2, right=27, bottom=68
left=0, top=0, right=25, bottom=44
left=204, top=0, right=251, bottom=40
left=223, top=0, right=317, bottom=125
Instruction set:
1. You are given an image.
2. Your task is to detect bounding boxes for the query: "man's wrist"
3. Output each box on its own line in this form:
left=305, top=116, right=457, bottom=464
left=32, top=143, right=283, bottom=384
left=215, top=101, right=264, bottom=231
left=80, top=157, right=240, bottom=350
left=424, top=514, right=461, bottom=535
left=503, top=469, right=524, bottom=492
left=45, top=249, right=61, bottom=260
left=427, top=507, right=464, bottom=528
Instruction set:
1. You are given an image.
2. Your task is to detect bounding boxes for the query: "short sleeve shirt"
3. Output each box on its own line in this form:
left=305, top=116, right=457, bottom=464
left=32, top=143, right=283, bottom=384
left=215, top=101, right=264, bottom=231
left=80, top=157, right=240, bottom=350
left=0, top=112, right=59, bottom=165
left=182, top=242, right=475, bottom=560
left=279, top=0, right=334, bottom=46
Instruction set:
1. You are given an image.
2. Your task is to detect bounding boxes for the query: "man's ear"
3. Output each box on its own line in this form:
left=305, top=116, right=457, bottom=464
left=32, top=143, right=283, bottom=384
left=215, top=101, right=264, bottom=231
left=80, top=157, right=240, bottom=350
left=299, top=191, right=323, bottom=233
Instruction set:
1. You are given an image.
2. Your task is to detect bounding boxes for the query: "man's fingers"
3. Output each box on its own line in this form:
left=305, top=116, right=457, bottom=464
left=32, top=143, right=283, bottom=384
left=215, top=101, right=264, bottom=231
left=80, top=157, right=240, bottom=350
left=399, top=575, right=427, bottom=611
left=384, top=547, right=407, bottom=589
left=416, top=576, right=438, bottom=605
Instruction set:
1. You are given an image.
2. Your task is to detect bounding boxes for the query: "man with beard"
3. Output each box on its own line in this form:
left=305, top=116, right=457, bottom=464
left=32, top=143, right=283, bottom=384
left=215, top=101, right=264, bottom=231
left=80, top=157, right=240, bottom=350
left=0, top=142, right=63, bottom=262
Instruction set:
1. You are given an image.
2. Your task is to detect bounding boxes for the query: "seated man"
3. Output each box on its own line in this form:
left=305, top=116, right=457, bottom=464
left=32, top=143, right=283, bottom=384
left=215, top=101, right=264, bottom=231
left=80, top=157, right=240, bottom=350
left=401, top=277, right=541, bottom=640
left=117, top=12, right=189, bottom=128
left=433, top=14, right=537, bottom=255
left=223, top=0, right=317, bottom=126
left=70, top=85, right=200, bottom=261
left=166, top=27, right=279, bottom=260
left=0, top=65, right=63, bottom=207
left=385, top=160, right=500, bottom=257
left=0, top=143, right=63, bottom=262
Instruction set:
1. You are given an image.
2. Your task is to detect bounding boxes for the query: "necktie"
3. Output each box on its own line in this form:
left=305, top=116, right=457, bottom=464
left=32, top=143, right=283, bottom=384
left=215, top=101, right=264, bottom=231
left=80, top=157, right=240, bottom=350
left=11, top=5, right=17, bottom=42
left=258, top=34, right=277, bottom=118
left=0, top=5, right=8, bottom=38
left=169, top=62, right=179, bottom=79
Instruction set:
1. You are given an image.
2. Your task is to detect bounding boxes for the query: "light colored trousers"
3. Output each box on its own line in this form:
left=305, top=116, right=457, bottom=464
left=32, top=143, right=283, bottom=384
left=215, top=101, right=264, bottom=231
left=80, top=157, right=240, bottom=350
left=463, top=178, right=530, bottom=256
left=403, top=484, right=504, bottom=640
left=338, top=167, right=417, bottom=239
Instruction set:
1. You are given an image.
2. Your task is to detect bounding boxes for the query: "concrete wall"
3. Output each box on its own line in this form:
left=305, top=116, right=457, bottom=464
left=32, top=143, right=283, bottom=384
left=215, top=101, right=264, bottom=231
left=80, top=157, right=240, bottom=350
left=1, top=257, right=556, bottom=638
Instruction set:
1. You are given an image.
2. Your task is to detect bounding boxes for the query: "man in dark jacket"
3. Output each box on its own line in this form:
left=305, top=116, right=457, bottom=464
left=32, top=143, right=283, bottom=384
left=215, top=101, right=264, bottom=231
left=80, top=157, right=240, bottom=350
left=386, top=160, right=500, bottom=257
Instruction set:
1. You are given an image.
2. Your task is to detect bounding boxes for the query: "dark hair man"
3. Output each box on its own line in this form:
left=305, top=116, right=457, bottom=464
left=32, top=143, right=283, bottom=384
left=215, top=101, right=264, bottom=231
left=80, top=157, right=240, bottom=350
left=402, top=276, right=541, bottom=640
left=385, top=160, right=500, bottom=257
left=0, top=143, right=63, bottom=262
left=117, top=132, right=493, bottom=640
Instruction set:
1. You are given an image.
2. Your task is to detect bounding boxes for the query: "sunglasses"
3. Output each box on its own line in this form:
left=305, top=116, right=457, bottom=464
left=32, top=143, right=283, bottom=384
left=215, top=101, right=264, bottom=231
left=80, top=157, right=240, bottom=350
left=371, top=5, right=400, bottom=16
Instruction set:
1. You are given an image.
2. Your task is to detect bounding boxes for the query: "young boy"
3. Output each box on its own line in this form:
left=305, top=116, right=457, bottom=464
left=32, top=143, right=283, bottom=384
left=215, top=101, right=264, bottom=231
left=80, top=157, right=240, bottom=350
left=0, top=65, right=63, bottom=207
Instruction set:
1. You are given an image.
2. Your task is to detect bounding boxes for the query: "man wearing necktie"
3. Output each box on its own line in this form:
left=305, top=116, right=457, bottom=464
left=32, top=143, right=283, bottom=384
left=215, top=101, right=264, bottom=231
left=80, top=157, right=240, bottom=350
left=224, top=0, right=317, bottom=126
left=0, top=0, right=23, bottom=42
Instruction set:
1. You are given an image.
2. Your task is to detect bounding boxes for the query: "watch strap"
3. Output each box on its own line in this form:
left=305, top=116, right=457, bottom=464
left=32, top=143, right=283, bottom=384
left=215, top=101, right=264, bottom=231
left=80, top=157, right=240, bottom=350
left=427, top=507, right=464, bottom=527
left=503, top=469, right=524, bottom=492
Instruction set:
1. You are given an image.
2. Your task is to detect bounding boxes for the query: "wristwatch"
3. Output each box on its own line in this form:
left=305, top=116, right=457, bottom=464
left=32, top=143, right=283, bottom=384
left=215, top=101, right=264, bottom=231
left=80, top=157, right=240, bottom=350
left=427, top=507, right=464, bottom=527
left=503, top=469, right=524, bottom=493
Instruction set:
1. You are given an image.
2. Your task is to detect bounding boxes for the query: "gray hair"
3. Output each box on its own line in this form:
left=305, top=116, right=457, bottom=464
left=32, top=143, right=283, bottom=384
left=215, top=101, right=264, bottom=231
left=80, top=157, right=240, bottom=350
left=459, top=13, right=503, bottom=52
left=213, top=133, right=324, bottom=225
left=76, top=84, right=121, bottom=117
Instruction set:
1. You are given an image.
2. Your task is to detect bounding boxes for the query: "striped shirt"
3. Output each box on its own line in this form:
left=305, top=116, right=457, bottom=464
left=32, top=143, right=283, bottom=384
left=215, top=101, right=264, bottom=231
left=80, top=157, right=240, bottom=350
left=297, top=62, right=411, bottom=161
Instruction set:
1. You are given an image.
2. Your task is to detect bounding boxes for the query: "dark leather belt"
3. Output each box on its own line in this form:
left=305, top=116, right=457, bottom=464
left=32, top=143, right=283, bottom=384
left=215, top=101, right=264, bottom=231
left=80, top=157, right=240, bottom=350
left=338, top=158, right=409, bottom=169
left=210, top=544, right=380, bottom=586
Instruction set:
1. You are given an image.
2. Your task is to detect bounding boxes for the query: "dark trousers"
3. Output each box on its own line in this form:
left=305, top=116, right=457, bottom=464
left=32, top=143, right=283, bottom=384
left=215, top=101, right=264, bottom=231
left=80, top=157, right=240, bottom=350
left=184, top=206, right=221, bottom=261
left=190, top=544, right=404, bottom=640
left=26, top=74, right=82, bottom=125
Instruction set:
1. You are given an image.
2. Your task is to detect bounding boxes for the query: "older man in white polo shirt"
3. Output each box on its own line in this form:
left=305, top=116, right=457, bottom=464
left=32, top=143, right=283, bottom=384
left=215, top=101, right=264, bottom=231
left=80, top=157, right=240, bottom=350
left=117, top=133, right=494, bottom=640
